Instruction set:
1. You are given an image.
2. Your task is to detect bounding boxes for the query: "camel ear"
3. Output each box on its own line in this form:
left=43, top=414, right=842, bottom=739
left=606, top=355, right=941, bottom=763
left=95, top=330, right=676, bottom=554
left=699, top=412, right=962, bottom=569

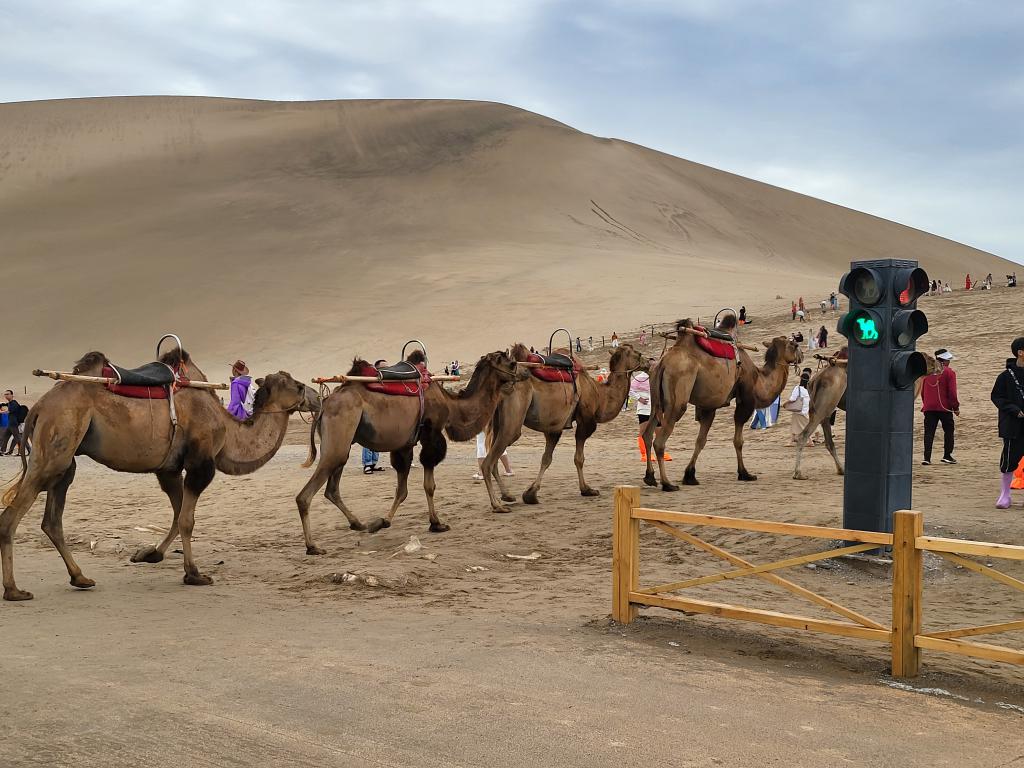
left=762, top=340, right=770, bottom=348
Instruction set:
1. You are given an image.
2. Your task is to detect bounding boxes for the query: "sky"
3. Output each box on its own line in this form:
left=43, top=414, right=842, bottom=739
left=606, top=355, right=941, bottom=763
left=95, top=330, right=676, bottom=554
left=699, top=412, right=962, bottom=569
left=2, top=0, right=1021, bottom=263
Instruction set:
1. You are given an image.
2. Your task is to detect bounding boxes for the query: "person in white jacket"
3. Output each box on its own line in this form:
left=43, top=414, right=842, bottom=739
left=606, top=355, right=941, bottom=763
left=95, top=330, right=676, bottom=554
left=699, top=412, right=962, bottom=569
left=631, top=370, right=671, bottom=461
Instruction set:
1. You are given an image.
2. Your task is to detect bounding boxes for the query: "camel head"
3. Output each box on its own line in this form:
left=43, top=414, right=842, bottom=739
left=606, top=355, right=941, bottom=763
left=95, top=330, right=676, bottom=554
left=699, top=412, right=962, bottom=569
left=478, top=350, right=529, bottom=390
left=252, top=371, right=316, bottom=414
left=608, top=343, right=647, bottom=374
left=762, top=336, right=803, bottom=367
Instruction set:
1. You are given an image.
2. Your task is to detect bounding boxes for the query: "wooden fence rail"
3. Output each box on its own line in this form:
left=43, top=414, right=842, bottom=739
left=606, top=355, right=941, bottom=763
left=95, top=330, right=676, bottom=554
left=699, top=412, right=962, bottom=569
left=611, top=486, right=1024, bottom=678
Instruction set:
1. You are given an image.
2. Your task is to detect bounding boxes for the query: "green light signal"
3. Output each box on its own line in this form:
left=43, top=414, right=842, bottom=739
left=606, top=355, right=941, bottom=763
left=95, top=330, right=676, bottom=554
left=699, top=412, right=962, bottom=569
left=856, top=317, right=879, bottom=342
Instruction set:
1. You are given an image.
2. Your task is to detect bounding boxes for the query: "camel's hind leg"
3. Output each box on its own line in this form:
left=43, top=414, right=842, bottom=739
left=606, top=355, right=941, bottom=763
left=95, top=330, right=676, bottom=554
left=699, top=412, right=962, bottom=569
left=296, top=422, right=361, bottom=553
left=522, top=431, right=562, bottom=505
left=822, top=419, right=844, bottom=475
left=0, top=473, right=49, bottom=601
left=325, top=465, right=371, bottom=533
left=376, top=447, right=414, bottom=532
left=481, top=436, right=516, bottom=513
left=732, top=406, right=757, bottom=482
left=40, top=460, right=94, bottom=590
left=419, top=428, right=450, bottom=532
left=178, top=460, right=215, bottom=586
left=131, top=471, right=183, bottom=563
left=573, top=419, right=599, bottom=497
left=649, top=411, right=683, bottom=492
left=683, top=409, right=717, bottom=486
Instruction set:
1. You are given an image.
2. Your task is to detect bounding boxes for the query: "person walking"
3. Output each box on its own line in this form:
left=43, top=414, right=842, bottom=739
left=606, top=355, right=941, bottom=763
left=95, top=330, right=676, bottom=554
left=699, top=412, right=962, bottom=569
left=992, top=337, right=1024, bottom=508
left=2, top=390, right=24, bottom=455
left=360, top=359, right=388, bottom=473
left=473, top=431, right=512, bottom=481
left=575, top=337, right=582, bottom=353
left=921, top=349, right=960, bottom=465
left=610, top=332, right=620, bottom=349
left=631, top=370, right=671, bottom=461
left=817, top=325, right=828, bottom=349
left=783, top=370, right=813, bottom=446
left=0, top=404, right=11, bottom=454
left=791, top=301, right=797, bottom=321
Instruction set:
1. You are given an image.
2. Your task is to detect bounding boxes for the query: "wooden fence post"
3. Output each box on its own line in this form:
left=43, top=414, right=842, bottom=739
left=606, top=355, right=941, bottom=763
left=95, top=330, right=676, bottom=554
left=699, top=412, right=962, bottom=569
left=891, top=510, right=924, bottom=678
left=612, top=486, right=641, bottom=624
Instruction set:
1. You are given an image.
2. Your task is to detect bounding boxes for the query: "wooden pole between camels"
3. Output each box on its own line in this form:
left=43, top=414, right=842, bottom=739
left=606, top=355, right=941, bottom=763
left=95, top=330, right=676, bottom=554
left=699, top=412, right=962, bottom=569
left=312, top=374, right=463, bottom=385
left=32, top=369, right=229, bottom=390
left=657, top=329, right=759, bottom=353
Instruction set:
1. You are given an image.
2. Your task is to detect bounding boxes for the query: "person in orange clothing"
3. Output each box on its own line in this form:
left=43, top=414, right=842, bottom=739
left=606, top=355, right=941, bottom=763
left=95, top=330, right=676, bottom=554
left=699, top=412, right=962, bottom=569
left=1012, top=458, right=1024, bottom=490
left=630, top=369, right=671, bottom=461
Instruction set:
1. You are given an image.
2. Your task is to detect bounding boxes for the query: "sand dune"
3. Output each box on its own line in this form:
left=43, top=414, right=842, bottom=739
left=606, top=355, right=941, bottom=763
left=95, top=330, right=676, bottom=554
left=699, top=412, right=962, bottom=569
left=1, top=96, right=1013, bottom=390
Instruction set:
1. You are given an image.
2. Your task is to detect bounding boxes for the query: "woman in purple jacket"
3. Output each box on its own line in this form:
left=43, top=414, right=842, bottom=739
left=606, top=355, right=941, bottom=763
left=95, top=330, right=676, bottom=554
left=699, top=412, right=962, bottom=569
left=226, top=360, right=257, bottom=420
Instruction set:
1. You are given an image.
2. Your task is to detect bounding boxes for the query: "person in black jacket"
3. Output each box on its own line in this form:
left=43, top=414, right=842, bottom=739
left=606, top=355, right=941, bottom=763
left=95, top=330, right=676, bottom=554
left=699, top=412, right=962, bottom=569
left=2, top=390, right=22, bottom=455
left=991, top=337, right=1024, bottom=508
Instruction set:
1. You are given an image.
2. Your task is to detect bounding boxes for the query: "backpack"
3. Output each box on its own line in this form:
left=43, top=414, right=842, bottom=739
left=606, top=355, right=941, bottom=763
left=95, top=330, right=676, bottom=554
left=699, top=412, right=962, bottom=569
left=16, top=404, right=28, bottom=422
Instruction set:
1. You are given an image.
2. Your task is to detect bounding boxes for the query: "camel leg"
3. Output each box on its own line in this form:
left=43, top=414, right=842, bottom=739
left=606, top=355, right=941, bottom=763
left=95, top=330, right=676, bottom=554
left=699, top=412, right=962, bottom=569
left=683, top=409, right=716, bottom=486
left=651, top=413, right=683, bottom=491
left=822, top=419, right=844, bottom=475
left=179, top=460, right=215, bottom=586
left=522, top=431, right=561, bottom=505
left=377, top=447, right=414, bottom=531
left=423, top=465, right=449, bottom=533
left=481, top=439, right=515, bottom=513
left=418, top=429, right=449, bottom=532
left=325, top=465, right=372, bottom=533
left=39, top=460, right=94, bottom=590
left=642, top=417, right=658, bottom=486
left=574, top=419, right=599, bottom=497
left=0, top=474, right=48, bottom=601
left=131, top=471, right=183, bottom=563
left=733, top=407, right=757, bottom=482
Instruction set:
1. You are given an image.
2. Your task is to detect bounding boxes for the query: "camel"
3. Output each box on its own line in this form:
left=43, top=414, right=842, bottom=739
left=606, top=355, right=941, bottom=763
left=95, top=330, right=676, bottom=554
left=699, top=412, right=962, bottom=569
left=480, top=342, right=646, bottom=512
left=792, top=350, right=937, bottom=480
left=0, top=350, right=318, bottom=601
left=295, top=350, right=524, bottom=553
left=643, top=319, right=803, bottom=491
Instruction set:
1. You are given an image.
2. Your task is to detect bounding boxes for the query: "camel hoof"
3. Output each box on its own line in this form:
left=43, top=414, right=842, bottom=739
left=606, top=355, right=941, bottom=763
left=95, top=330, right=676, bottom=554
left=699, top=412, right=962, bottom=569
left=580, top=488, right=600, bottom=497
left=348, top=521, right=366, bottom=532
left=643, top=471, right=658, bottom=488
left=3, top=587, right=34, bottom=601
left=365, top=518, right=388, bottom=534
left=429, top=522, right=450, bottom=533
left=493, top=505, right=513, bottom=514
left=738, top=471, right=757, bottom=482
left=793, top=472, right=808, bottom=481
left=837, top=467, right=845, bottom=476
left=183, top=572, right=214, bottom=586
left=70, top=575, right=96, bottom=589
left=130, top=545, right=164, bottom=564
left=522, top=489, right=540, bottom=505
left=682, top=472, right=699, bottom=486
left=306, top=545, right=327, bottom=556
left=661, top=482, right=680, bottom=492
left=500, top=494, right=516, bottom=503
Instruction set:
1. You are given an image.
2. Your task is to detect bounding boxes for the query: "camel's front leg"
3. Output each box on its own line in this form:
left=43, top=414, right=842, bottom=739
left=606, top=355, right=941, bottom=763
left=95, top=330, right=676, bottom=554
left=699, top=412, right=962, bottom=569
left=132, top=470, right=183, bottom=563
left=179, top=460, right=215, bottom=586
left=651, top=411, right=683, bottom=491
left=642, top=416, right=658, bottom=486
left=683, top=409, right=716, bottom=486
left=40, top=460, right=94, bottom=590
left=423, top=465, right=449, bottom=533
left=732, top=408, right=757, bottom=481
left=374, top=447, right=414, bottom=532
left=1, top=471, right=49, bottom=601
left=573, top=419, right=599, bottom=497
left=522, top=431, right=562, bottom=505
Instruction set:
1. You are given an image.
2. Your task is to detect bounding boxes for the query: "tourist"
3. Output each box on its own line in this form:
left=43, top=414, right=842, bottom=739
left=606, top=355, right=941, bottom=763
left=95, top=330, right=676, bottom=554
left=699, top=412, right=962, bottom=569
left=820, top=299, right=827, bottom=315
left=226, top=360, right=258, bottom=420
left=576, top=337, right=582, bottom=353
left=611, top=332, right=620, bottom=348
left=817, top=325, right=828, bottom=349
left=829, top=292, right=838, bottom=313
left=451, top=360, right=461, bottom=377
left=791, top=301, right=797, bottom=321
left=0, top=404, right=10, bottom=454
left=361, top=359, right=388, bottom=474
left=588, top=335, right=594, bottom=352
left=639, top=328, right=647, bottom=346
left=750, top=395, right=780, bottom=430
left=473, top=431, right=511, bottom=481
left=920, top=349, right=960, bottom=465
left=796, top=307, right=806, bottom=323
left=798, top=297, right=806, bottom=315
left=2, top=390, right=23, bottom=455
left=739, top=306, right=747, bottom=324
left=991, top=337, right=1024, bottom=508
left=783, top=370, right=813, bottom=447
left=630, top=369, right=671, bottom=461
left=965, top=274, right=972, bottom=291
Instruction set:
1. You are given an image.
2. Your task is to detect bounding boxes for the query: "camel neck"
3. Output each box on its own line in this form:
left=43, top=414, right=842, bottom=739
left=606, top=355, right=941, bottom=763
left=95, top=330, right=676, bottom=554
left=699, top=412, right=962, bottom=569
left=754, top=355, right=791, bottom=408
left=215, top=408, right=291, bottom=475
left=595, top=370, right=633, bottom=422
left=443, top=376, right=504, bottom=442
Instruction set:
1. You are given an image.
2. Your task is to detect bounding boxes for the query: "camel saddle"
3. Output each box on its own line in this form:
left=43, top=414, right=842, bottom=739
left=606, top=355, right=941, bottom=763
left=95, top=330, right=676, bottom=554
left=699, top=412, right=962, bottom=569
left=355, top=361, right=432, bottom=397
left=102, top=362, right=178, bottom=399
left=693, top=326, right=735, bottom=361
left=526, top=352, right=582, bottom=383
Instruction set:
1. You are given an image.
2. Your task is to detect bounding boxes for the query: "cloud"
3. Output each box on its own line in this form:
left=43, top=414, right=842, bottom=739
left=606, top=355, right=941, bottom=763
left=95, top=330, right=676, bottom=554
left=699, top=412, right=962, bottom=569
left=1, top=0, right=1021, bottom=262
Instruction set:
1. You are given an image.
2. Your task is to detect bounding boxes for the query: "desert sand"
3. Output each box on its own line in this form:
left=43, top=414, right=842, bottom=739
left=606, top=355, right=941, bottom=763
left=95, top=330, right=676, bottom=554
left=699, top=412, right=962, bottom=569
left=2, top=98, right=1021, bottom=766
left=0, top=97, right=1015, bottom=392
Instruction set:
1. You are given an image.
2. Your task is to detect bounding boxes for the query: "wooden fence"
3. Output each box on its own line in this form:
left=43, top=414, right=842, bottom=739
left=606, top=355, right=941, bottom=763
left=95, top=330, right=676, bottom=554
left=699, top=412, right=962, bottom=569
left=611, top=486, right=1024, bottom=677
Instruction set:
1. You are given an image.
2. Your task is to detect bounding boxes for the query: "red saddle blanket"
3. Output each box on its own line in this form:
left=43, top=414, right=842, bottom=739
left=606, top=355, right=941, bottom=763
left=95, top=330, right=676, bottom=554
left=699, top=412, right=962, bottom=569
left=526, top=353, right=582, bottom=383
left=355, top=363, right=431, bottom=397
left=693, top=326, right=735, bottom=360
left=102, top=366, right=170, bottom=399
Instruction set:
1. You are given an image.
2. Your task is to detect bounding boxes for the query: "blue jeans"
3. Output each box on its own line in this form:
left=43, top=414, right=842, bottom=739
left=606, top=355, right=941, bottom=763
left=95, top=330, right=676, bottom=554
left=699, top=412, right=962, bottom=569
left=362, top=446, right=379, bottom=466
left=750, top=410, right=767, bottom=430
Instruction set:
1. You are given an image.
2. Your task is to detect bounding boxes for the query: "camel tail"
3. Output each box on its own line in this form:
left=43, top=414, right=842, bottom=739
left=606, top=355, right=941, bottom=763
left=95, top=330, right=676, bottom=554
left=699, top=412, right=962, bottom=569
left=301, top=411, right=323, bottom=468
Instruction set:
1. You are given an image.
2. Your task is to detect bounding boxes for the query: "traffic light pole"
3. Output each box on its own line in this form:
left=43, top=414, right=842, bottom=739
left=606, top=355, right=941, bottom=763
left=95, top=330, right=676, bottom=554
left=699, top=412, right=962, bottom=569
left=839, top=258, right=929, bottom=535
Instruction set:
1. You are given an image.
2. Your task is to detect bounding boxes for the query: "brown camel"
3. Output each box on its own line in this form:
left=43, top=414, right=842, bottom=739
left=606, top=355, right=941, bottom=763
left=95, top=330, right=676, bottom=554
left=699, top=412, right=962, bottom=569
left=295, top=350, right=524, bottom=553
left=792, top=350, right=937, bottom=480
left=480, top=342, right=646, bottom=512
left=0, top=350, right=317, bottom=601
left=643, top=319, right=803, bottom=490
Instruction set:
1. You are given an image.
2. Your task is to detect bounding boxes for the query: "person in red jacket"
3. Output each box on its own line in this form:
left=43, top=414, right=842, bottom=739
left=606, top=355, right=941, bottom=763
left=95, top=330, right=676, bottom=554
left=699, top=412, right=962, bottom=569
left=921, top=349, right=960, bottom=465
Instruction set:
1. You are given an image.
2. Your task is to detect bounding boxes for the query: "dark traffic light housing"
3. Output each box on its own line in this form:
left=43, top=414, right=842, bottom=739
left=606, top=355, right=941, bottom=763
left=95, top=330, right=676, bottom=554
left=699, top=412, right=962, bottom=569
left=837, top=258, right=929, bottom=535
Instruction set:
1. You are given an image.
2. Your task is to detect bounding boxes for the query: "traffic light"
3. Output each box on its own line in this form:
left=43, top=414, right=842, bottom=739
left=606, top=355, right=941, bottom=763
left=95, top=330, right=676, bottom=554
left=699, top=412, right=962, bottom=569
left=837, top=259, right=929, bottom=534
